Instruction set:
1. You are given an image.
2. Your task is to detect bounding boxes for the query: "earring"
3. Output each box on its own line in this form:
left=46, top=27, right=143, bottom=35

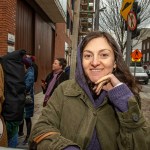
left=113, top=67, right=116, bottom=73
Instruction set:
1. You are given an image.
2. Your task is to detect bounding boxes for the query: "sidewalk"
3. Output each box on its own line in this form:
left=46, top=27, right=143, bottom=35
left=17, top=92, right=44, bottom=149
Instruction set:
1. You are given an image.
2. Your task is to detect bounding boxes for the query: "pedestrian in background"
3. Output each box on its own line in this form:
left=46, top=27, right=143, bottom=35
left=1, top=50, right=26, bottom=148
left=64, top=65, right=70, bottom=77
left=0, top=64, right=8, bottom=147
left=41, top=58, right=69, bottom=107
left=27, top=55, right=38, bottom=83
left=19, top=56, right=34, bottom=145
left=29, top=31, right=150, bottom=150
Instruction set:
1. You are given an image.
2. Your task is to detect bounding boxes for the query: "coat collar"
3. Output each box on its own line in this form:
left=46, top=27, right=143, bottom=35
left=63, top=80, right=109, bottom=110
left=63, top=79, right=83, bottom=97
left=63, top=80, right=97, bottom=109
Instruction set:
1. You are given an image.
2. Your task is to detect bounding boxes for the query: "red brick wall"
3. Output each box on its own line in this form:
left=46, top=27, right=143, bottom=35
left=0, top=0, right=17, bottom=56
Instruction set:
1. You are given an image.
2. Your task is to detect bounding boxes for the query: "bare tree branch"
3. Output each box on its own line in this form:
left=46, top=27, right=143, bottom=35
left=98, top=0, right=150, bottom=53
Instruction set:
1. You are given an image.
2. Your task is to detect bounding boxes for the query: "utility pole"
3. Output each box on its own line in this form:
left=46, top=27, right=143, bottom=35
left=126, top=27, right=132, bottom=66
left=126, top=2, right=141, bottom=67
left=94, top=0, right=100, bottom=30
left=70, top=0, right=81, bottom=79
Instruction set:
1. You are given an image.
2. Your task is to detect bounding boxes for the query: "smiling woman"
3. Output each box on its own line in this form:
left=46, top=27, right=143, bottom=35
left=82, top=37, right=116, bottom=83
left=29, top=31, right=150, bottom=150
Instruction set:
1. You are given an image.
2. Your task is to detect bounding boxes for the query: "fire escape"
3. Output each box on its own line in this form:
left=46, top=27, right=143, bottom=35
left=79, top=0, right=95, bottom=37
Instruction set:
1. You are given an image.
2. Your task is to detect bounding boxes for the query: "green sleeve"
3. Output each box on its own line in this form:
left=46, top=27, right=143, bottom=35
left=116, top=97, right=150, bottom=150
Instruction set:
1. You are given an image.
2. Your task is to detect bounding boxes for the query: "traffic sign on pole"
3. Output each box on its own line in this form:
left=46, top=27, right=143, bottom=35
left=131, top=49, right=142, bottom=62
left=120, top=0, right=134, bottom=21
left=131, top=58, right=141, bottom=62
left=127, top=11, right=137, bottom=31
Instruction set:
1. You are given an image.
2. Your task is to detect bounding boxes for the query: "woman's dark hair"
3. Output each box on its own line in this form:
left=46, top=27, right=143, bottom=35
left=56, top=58, right=67, bottom=70
left=80, top=31, right=141, bottom=100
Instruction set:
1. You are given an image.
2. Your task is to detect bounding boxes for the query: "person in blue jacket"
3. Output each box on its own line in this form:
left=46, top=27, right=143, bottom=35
left=19, top=56, right=34, bottom=145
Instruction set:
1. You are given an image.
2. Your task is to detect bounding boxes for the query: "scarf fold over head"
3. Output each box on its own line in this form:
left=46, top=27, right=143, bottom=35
left=75, top=40, right=106, bottom=107
left=23, top=56, right=32, bottom=68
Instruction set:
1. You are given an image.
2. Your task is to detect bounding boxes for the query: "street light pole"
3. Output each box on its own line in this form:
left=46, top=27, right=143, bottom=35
left=94, top=0, right=100, bottom=30
left=94, top=0, right=106, bottom=31
left=126, top=27, right=132, bottom=66
left=70, top=0, right=81, bottom=79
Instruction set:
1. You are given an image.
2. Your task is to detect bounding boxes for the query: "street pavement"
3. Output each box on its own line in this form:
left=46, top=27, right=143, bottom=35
left=140, top=82, right=150, bottom=123
left=17, top=92, right=44, bottom=149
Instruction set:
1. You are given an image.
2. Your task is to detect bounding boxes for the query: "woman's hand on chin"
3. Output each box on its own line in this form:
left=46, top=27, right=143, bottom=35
left=93, top=74, right=121, bottom=95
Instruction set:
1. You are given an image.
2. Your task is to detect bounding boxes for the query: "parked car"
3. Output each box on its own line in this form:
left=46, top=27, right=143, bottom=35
left=0, top=147, right=24, bottom=150
left=129, top=66, right=149, bottom=84
left=146, top=69, right=150, bottom=78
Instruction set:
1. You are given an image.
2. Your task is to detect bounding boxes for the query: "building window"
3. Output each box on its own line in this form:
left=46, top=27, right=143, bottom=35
left=143, top=54, right=145, bottom=62
left=67, top=11, right=70, bottom=29
left=147, top=53, right=149, bottom=62
left=143, top=43, right=145, bottom=50
left=71, top=0, right=74, bottom=10
left=70, top=21, right=73, bottom=34
left=147, top=42, right=149, bottom=49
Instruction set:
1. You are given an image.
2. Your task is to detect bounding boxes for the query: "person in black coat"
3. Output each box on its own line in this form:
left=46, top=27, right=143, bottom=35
left=0, top=49, right=26, bottom=148
left=41, top=58, right=69, bottom=107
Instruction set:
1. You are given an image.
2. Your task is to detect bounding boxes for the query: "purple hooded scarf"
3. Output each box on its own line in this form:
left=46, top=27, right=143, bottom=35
left=75, top=40, right=107, bottom=108
left=75, top=40, right=103, bottom=150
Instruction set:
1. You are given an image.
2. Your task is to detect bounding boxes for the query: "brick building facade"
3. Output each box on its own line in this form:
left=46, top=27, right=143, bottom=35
left=0, top=0, right=17, bottom=55
left=0, top=0, right=74, bottom=93
left=142, top=37, right=150, bottom=67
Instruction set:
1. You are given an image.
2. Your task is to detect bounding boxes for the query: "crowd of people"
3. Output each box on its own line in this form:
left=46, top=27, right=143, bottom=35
left=0, top=31, right=150, bottom=150
left=0, top=50, right=38, bottom=147
left=0, top=49, right=69, bottom=148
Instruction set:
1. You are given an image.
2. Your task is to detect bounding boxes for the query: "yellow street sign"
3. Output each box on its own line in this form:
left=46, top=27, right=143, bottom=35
left=120, top=0, right=134, bottom=21
left=132, top=58, right=141, bottom=62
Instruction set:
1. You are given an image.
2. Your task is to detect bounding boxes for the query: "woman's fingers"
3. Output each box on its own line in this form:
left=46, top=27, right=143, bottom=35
left=95, top=74, right=111, bottom=85
left=93, top=73, right=121, bottom=95
left=93, top=75, right=111, bottom=95
left=95, top=74, right=121, bottom=88
left=94, top=79, right=109, bottom=95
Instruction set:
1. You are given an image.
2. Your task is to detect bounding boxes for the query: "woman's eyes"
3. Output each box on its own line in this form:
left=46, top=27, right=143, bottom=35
left=83, top=51, right=110, bottom=60
left=100, top=53, right=109, bottom=58
left=83, top=54, right=92, bottom=59
left=83, top=53, right=109, bottom=59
